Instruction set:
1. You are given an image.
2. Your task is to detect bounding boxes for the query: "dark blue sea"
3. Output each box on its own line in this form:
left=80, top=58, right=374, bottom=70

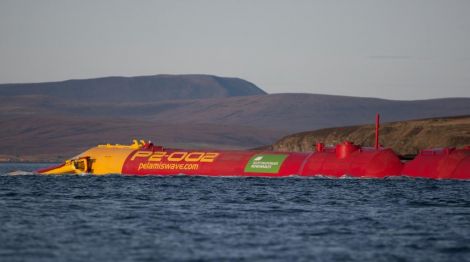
left=1, top=163, right=469, bottom=262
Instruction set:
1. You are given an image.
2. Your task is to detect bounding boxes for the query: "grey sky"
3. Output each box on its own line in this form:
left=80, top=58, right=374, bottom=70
left=1, top=0, right=469, bottom=100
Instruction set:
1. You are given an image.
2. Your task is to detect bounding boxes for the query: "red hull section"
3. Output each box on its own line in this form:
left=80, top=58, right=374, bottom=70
left=121, top=148, right=310, bottom=177
left=402, top=147, right=470, bottom=180
left=117, top=142, right=469, bottom=179
left=299, top=147, right=403, bottom=178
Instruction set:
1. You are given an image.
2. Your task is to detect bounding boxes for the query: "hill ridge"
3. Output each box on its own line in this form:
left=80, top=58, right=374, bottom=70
left=0, top=74, right=267, bottom=103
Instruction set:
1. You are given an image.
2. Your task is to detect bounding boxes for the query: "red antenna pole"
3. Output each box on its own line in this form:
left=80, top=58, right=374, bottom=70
left=375, top=113, right=380, bottom=149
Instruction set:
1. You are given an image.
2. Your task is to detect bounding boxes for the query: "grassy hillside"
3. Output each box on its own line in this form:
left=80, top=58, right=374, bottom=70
left=272, top=115, right=470, bottom=156
left=2, top=93, right=469, bottom=133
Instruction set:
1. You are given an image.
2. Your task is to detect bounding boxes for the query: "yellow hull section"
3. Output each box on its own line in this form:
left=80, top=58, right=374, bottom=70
left=77, top=146, right=136, bottom=175
left=39, top=140, right=144, bottom=175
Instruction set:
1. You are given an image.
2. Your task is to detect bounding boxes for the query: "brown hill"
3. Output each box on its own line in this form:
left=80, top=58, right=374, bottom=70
left=0, top=115, right=284, bottom=162
left=2, top=93, right=470, bottom=132
left=272, top=115, right=470, bottom=156
left=1, top=75, right=470, bottom=162
left=0, top=74, right=266, bottom=103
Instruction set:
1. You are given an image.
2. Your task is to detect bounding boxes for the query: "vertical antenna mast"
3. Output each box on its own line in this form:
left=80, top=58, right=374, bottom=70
left=375, top=113, right=380, bottom=149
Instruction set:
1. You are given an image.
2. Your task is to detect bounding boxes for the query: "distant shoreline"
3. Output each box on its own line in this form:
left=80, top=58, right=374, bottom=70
left=272, top=115, right=470, bottom=156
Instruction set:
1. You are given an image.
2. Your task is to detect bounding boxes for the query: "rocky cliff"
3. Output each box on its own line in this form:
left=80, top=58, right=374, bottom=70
left=272, top=115, right=470, bottom=156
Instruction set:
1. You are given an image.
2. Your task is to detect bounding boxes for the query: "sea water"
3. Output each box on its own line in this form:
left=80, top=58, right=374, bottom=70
left=1, top=163, right=469, bottom=262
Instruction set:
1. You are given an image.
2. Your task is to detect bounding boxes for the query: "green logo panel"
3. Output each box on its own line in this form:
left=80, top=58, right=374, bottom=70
left=244, top=154, right=288, bottom=173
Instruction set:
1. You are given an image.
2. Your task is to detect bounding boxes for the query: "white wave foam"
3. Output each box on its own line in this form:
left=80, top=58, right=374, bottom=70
left=5, top=170, right=36, bottom=176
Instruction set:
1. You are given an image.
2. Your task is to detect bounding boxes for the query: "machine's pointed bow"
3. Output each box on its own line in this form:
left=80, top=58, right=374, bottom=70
left=37, top=157, right=91, bottom=175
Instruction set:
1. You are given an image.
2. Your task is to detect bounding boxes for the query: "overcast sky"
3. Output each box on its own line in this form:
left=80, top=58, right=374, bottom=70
left=0, top=0, right=469, bottom=100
